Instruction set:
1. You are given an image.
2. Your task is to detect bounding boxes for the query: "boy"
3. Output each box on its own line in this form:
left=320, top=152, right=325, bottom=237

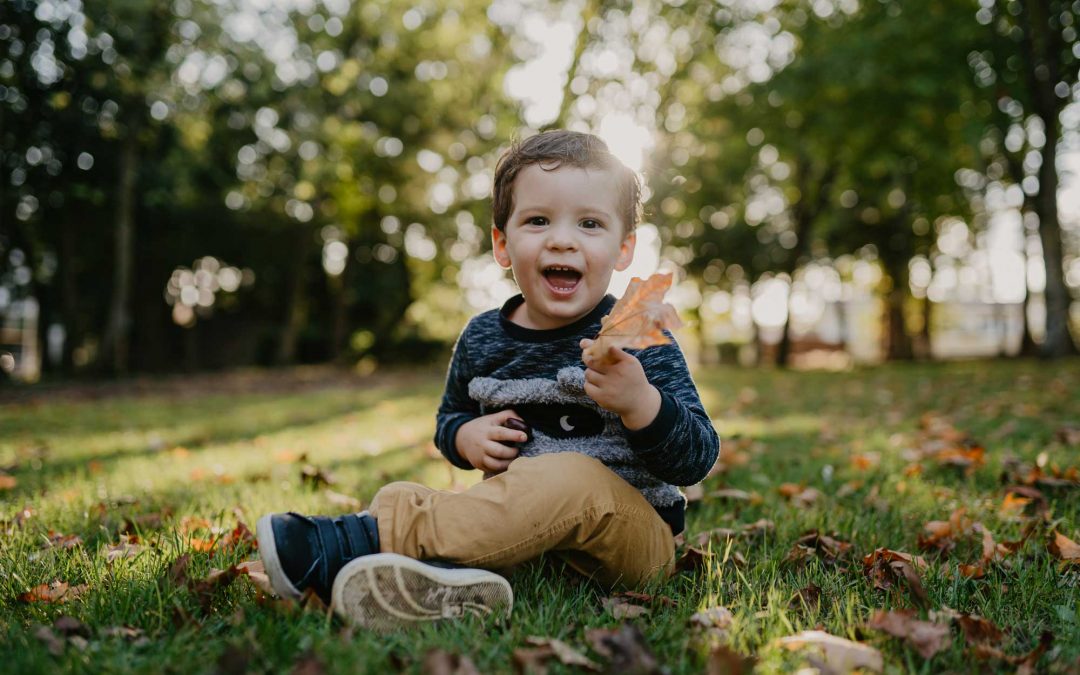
left=256, top=130, right=720, bottom=632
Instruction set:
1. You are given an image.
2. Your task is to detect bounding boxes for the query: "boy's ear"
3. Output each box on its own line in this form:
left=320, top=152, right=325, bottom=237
left=614, top=229, right=637, bottom=272
left=492, top=227, right=512, bottom=269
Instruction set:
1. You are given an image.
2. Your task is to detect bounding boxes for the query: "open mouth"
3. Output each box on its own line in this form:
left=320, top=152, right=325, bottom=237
left=541, top=265, right=582, bottom=295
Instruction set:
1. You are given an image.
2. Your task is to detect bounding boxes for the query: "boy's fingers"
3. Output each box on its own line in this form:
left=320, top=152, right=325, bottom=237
left=485, top=442, right=519, bottom=459
left=494, top=409, right=520, bottom=423
left=607, top=344, right=628, bottom=361
left=491, top=427, right=528, bottom=444
left=579, top=338, right=593, bottom=349
left=484, top=456, right=513, bottom=472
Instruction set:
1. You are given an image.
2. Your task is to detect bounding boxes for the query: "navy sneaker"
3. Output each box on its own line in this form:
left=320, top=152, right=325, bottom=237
left=255, top=511, right=380, bottom=604
left=256, top=511, right=513, bottom=631
left=331, top=553, right=513, bottom=632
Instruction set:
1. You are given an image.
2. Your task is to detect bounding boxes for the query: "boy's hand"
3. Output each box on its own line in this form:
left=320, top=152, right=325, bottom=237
left=455, top=409, right=528, bottom=474
left=580, top=339, right=662, bottom=431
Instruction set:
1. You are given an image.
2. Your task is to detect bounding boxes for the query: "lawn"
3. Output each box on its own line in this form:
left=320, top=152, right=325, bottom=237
left=0, top=360, right=1077, bottom=673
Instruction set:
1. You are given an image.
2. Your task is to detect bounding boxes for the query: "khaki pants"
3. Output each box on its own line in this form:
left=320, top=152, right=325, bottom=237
left=368, top=452, right=676, bottom=589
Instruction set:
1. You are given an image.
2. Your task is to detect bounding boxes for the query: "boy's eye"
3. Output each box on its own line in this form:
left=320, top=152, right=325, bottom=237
left=580, top=219, right=602, bottom=229
left=526, top=216, right=548, bottom=226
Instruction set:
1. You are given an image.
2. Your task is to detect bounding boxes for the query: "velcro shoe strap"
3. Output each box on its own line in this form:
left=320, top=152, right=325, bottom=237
left=339, top=513, right=375, bottom=557
left=312, top=516, right=344, bottom=585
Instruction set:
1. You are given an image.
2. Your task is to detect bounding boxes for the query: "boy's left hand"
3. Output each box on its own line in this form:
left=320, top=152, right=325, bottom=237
left=580, top=339, right=661, bottom=431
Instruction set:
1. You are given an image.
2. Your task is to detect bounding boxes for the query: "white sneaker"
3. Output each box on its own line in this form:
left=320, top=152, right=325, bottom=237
left=330, top=553, right=513, bottom=632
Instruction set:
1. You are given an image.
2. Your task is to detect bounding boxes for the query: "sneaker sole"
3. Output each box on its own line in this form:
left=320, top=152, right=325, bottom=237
left=255, top=514, right=303, bottom=601
left=331, top=553, right=513, bottom=632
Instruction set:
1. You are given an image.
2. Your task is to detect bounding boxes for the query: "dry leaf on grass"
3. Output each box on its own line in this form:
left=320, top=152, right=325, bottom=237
left=695, top=519, right=775, bottom=548
left=0, top=473, right=16, bottom=490
left=706, top=644, right=756, bottom=675
left=237, top=560, right=276, bottom=596
left=778, top=483, right=823, bottom=507
left=788, top=583, right=822, bottom=612
left=421, top=648, right=482, bottom=675
left=513, top=636, right=601, bottom=673
left=18, top=581, right=88, bottom=604
left=581, top=273, right=682, bottom=367
left=867, top=609, right=950, bottom=659
left=973, top=631, right=1053, bottom=675
left=104, top=534, right=144, bottom=561
left=44, top=531, right=83, bottom=550
left=614, top=591, right=677, bottom=608
left=690, top=606, right=734, bottom=641
left=585, top=624, right=662, bottom=674
left=775, top=630, right=883, bottom=673
left=954, top=613, right=1005, bottom=647
left=785, top=531, right=852, bottom=568
left=602, top=596, right=650, bottom=619
left=1048, top=531, right=1080, bottom=563
left=862, top=548, right=929, bottom=607
left=675, top=546, right=712, bottom=573
left=300, top=464, right=336, bottom=488
left=324, top=490, right=363, bottom=511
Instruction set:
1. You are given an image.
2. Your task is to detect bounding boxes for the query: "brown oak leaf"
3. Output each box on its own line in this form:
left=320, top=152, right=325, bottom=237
left=582, top=273, right=682, bottom=366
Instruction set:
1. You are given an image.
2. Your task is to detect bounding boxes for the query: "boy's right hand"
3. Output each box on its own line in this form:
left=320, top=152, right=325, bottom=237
left=455, top=409, right=529, bottom=473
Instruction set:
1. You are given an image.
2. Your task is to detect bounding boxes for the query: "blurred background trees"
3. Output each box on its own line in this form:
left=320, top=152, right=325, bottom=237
left=1, top=0, right=1077, bottom=380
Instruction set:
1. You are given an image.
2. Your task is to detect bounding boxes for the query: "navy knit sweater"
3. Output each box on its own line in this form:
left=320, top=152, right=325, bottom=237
left=435, top=293, right=720, bottom=535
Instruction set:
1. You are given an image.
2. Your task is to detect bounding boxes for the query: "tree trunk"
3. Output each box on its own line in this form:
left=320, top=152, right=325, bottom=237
left=1033, top=120, right=1076, bottom=357
left=102, top=130, right=139, bottom=375
left=1018, top=0, right=1077, bottom=357
left=276, top=227, right=313, bottom=365
left=58, top=217, right=80, bottom=373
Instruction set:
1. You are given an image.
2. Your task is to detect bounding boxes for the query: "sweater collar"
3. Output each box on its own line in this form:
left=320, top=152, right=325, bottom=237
left=498, top=294, right=616, bottom=343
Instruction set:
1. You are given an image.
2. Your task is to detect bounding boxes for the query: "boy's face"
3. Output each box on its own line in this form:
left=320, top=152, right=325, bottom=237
left=492, top=163, right=636, bottom=330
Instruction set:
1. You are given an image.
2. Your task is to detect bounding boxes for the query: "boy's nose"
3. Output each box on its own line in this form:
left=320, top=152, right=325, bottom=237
left=545, top=222, right=578, bottom=250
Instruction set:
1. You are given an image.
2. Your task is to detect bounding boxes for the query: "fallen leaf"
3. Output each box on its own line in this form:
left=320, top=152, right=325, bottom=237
left=934, top=444, right=986, bottom=474
left=917, top=508, right=971, bottom=553
left=973, top=631, right=1052, bottom=674
left=104, top=534, right=144, bottom=561
left=178, top=516, right=213, bottom=533
left=867, top=609, right=950, bottom=659
left=954, top=613, right=1004, bottom=646
left=19, top=581, right=89, bottom=604
left=706, top=644, right=756, bottom=675
left=0, top=473, right=16, bottom=490
left=300, top=464, right=336, bottom=488
left=582, top=273, right=682, bottom=366
left=788, top=583, right=822, bottom=612
left=1048, top=531, right=1080, bottom=563
left=101, top=625, right=146, bottom=642
left=785, top=531, right=852, bottom=567
left=44, top=531, right=84, bottom=550
left=290, top=650, right=326, bottom=675
left=708, top=488, right=762, bottom=503
left=850, top=452, right=880, bottom=471
left=585, top=624, right=662, bottom=674
left=689, top=606, right=734, bottom=636
left=33, top=625, right=65, bottom=656
left=324, top=490, right=363, bottom=511
left=52, top=616, right=90, bottom=637
left=675, top=546, right=712, bottom=573
left=614, top=591, right=677, bottom=607
left=862, top=548, right=929, bottom=607
left=421, top=648, right=481, bottom=675
left=775, top=630, right=883, bottom=673
left=694, top=520, right=774, bottom=547
left=602, top=596, right=650, bottom=619
left=237, top=560, right=275, bottom=596
left=515, top=636, right=601, bottom=672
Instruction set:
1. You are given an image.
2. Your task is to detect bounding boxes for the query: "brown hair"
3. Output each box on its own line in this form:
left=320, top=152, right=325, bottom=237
left=491, top=130, right=642, bottom=235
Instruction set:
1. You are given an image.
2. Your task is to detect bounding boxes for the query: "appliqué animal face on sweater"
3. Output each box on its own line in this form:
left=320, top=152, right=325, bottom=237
left=467, top=366, right=681, bottom=507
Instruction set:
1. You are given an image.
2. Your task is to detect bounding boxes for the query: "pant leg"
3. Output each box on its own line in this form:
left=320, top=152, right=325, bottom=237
left=367, top=452, right=675, bottom=590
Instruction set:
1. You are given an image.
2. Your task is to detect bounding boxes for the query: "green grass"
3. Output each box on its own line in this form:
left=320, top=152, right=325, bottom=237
left=1, top=360, right=1078, bottom=673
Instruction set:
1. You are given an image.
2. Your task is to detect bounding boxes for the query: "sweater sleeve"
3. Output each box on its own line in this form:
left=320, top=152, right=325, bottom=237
left=624, top=333, right=720, bottom=486
left=434, top=327, right=481, bottom=470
